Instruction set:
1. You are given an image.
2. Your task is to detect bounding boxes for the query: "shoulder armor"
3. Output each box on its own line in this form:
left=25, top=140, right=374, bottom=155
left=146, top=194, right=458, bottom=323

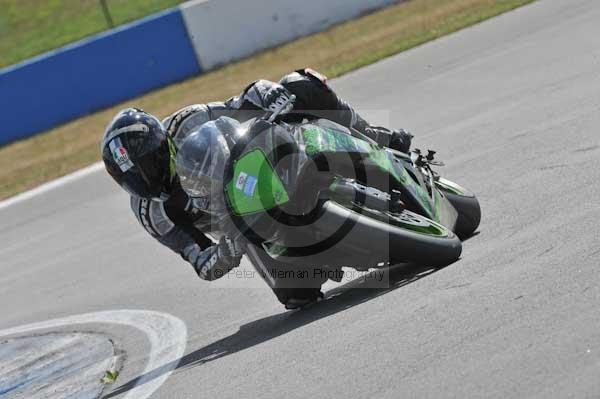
left=163, top=104, right=211, bottom=146
left=130, top=196, right=175, bottom=237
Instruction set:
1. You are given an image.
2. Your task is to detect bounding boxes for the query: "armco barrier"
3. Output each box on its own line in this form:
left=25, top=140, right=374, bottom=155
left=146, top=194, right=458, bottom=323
left=180, top=0, right=398, bottom=71
left=0, top=8, right=200, bottom=146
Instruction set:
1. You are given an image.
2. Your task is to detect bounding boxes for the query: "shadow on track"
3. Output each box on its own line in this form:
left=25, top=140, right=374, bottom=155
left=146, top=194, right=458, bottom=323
left=104, top=262, right=439, bottom=398
left=460, top=231, right=480, bottom=242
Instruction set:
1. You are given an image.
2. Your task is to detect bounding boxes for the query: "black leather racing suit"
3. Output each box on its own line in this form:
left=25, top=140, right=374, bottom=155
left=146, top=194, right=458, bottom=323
left=130, top=69, right=412, bottom=305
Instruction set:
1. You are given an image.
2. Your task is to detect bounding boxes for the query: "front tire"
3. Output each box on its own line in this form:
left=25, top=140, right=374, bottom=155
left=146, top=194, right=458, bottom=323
left=436, top=178, right=481, bottom=239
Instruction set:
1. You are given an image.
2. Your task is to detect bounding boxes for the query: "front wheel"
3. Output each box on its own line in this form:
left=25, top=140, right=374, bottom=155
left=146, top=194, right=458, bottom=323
left=436, top=178, right=481, bottom=239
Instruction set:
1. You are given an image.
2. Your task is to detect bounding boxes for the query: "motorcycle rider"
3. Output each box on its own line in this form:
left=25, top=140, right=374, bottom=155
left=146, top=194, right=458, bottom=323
left=101, top=68, right=413, bottom=309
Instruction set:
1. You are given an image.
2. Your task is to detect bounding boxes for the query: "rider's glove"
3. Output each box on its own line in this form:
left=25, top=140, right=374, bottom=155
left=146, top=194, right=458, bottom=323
left=366, top=126, right=413, bottom=154
left=389, top=128, right=413, bottom=154
left=261, top=85, right=294, bottom=114
left=183, top=236, right=245, bottom=281
left=218, top=235, right=246, bottom=260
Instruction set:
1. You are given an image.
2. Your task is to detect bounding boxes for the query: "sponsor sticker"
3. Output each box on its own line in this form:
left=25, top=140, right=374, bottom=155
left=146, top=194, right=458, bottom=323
left=243, top=176, right=258, bottom=197
left=236, top=172, right=248, bottom=190
left=109, top=137, right=134, bottom=172
left=274, top=191, right=283, bottom=202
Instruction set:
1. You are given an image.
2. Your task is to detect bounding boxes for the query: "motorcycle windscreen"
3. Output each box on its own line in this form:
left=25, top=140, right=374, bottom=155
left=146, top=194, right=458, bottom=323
left=176, top=118, right=242, bottom=217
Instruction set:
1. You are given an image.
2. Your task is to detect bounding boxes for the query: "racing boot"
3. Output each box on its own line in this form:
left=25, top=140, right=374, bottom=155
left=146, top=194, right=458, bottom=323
left=283, top=289, right=325, bottom=310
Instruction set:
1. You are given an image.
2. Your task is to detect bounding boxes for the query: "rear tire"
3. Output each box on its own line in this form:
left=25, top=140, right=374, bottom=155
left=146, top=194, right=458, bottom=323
left=311, top=200, right=462, bottom=268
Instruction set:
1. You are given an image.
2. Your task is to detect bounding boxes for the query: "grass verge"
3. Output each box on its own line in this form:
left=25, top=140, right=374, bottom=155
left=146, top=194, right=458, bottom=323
left=0, top=0, right=186, bottom=68
left=0, top=0, right=535, bottom=200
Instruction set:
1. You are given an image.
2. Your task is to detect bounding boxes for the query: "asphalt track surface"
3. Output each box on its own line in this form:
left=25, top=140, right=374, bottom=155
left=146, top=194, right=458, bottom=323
left=1, top=0, right=600, bottom=397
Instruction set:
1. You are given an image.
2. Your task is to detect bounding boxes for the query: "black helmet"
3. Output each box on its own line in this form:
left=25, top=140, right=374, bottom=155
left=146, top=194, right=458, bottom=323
left=101, top=108, right=175, bottom=199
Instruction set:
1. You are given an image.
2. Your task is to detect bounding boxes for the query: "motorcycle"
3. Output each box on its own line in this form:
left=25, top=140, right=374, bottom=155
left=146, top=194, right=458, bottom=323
left=177, top=96, right=481, bottom=287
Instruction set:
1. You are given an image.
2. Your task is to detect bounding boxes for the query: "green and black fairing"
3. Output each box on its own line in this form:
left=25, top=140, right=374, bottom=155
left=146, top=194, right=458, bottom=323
left=221, top=119, right=308, bottom=245
left=222, top=118, right=393, bottom=220
left=294, top=120, right=457, bottom=227
left=221, top=118, right=371, bottom=250
left=220, top=118, right=457, bottom=255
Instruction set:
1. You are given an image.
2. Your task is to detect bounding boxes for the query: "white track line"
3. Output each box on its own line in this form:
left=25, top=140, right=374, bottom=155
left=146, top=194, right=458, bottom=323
left=0, top=309, right=187, bottom=399
left=0, top=162, right=103, bottom=211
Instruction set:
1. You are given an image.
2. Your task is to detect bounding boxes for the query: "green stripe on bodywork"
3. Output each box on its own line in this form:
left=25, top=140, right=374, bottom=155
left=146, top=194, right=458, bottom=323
left=303, top=124, right=436, bottom=218
left=303, top=126, right=371, bottom=155
left=225, top=149, right=290, bottom=215
left=303, top=125, right=404, bottom=181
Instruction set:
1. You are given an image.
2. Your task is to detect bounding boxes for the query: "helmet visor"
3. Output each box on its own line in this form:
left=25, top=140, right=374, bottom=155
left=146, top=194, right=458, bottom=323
left=177, top=119, right=235, bottom=215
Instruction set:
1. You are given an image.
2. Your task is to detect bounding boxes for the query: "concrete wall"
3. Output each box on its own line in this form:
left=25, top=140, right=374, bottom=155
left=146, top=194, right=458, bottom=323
left=181, top=0, right=398, bottom=70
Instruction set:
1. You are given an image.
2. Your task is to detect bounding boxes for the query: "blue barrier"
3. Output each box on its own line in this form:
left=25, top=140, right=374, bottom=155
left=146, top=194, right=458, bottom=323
left=0, top=8, right=201, bottom=146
